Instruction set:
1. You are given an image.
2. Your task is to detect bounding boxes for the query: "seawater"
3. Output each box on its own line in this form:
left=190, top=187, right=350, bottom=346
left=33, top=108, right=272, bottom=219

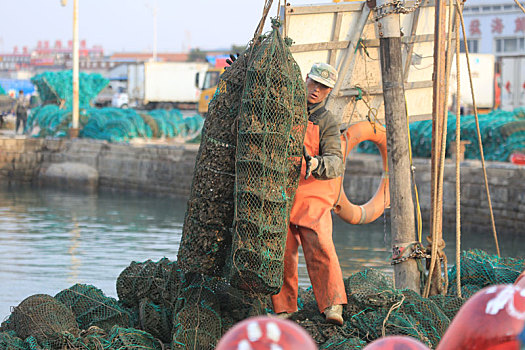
left=0, top=183, right=520, bottom=321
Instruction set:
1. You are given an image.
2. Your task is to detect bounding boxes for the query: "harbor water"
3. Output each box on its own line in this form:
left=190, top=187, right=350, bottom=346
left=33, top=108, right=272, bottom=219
left=0, top=183, right=521, bottom=321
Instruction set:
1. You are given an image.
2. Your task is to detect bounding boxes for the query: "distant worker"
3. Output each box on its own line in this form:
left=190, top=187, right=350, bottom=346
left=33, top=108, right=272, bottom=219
left=272, top=62, right=347, bottom=325
left=13, top=90, right=29, bottom=135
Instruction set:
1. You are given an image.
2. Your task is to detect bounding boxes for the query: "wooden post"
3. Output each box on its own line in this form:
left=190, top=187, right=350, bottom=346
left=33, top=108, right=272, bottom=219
left=376, top=0, right=420, bottom=292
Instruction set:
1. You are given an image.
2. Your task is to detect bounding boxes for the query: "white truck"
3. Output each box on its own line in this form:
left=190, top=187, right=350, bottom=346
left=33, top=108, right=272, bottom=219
left=499, top=56, right=525, bottom=111
left=448, top=53, right=495, bottom=113
left=117, top=61, right=209, bottom=110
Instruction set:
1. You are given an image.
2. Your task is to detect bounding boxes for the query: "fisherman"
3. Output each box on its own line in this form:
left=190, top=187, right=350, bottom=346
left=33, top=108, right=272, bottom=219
left=272, top=62, right=347, bottom=325
left=13, top=90, right=29, bottom=135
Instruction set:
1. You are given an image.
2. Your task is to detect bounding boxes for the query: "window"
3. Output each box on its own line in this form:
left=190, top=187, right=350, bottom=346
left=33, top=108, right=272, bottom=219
left=460, top=39, right=480, bottom=53
left=471, top=6, right=480, bottom=12
left=495, top=37, right=525, bottom=53
left=492, top=5, right=501, bottom=10
left=482, top=6, right=491, bottom=11
left=504, top=4, right=512, bottom=10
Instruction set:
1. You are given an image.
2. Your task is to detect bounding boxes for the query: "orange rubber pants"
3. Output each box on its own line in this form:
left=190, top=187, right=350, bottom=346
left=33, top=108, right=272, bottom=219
left=271, top=224, right=347, bottom=313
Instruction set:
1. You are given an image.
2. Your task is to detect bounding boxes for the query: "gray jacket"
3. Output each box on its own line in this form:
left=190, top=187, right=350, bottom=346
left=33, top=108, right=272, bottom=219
left=308, top=99, right=344, bottom=180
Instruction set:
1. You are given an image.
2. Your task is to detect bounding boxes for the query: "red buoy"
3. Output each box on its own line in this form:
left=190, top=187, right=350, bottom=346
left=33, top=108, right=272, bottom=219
left=510, top=153, right=525, bottom=165
left=437, top=285, right=525, bottom=350
left=216, top=316, right=317, bottom=350
left=515, top=271, right=525, bottom=288
left=363, top=335, right=430, bottom=349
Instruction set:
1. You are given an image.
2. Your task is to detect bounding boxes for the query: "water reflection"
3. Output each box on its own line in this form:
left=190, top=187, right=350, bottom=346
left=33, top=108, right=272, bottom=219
left=0, top=184, right=522, bottom=321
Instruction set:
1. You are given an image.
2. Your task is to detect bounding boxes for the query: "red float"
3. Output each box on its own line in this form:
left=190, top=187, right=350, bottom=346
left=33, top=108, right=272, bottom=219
left=437, top=285, right=525, bottom=350
left=510, top=153, right=525, bottom=165
left=363, top=335, right=430, bottom=349
left=216, top=316, right=317, bottom=350
left=515, top=271, right=525, bottom=288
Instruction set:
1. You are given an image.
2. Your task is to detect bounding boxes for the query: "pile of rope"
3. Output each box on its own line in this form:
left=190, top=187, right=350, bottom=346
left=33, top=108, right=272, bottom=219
left=1, top=250, right=522, bottom=349
left=358, top=108, right=525, bottom=162
left=25, top=105, right=203, bottom=142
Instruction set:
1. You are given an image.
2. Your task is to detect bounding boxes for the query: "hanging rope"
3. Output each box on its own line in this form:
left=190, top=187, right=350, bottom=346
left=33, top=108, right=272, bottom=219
left=254, top=0, right=274, bottom=39
left=514, top=0, right=525, bottom=13
left=454, top=0, right=462, bottom=299
left=456, top=3, right=501, bottom=257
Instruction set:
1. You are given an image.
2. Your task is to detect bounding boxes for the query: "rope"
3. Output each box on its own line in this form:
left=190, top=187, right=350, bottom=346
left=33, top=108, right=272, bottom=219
left=405, top=97, right=422, bottom=244
left=456, top=3, right=501, bottom=257
left=515, top=0, right=525, bottom=13
left=424, top=0, right=453, bottom=298
left=454, top=0, right=462, bottom=299
left=254, top=0, right=274, bottom=39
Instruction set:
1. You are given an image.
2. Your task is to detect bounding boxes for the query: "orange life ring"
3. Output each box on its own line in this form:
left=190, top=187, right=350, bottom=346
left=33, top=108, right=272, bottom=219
left=333, top=121, right=390, bottom=224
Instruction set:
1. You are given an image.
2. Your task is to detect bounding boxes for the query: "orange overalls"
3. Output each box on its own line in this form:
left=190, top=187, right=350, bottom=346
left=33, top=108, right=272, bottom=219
left=272, top=121, right=347, bottom=314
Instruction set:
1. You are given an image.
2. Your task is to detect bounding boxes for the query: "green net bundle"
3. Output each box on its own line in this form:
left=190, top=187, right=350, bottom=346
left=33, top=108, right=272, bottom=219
left=116, top=258, right=182, bottom=343
left=0, top=331, right=26, bottom=350
left=177, top=46, right=253, bottom=277
left=358, top=109, right=525, bottom=162
left=31, top=71, right=108, bottom=108
left=4, top=294, right=80, bottom=349
left=172, top=274, right=269, bottom=350
left=54, top=284, right=132, bottom=332
left=447, top=249, right=525, bottom=298
left=0, top=85, right=6, bottom=95
left=227, top=20, right=308, bottom=294
left=25, top=105, right=203, bottom=142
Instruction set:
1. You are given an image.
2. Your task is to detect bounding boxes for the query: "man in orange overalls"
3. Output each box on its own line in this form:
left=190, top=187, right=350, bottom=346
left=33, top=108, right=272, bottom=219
left=272, top=62, right=347, bottom=325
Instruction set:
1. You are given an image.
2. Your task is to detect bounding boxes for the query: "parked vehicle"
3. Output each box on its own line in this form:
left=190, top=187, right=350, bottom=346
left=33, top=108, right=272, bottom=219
left=120, top=61, right=208, bottom=110
left=94, top=81, right=127, bottom=107
left=448, top=53, right=495, bottom=113
left=499, top=56, right=525, bottom=111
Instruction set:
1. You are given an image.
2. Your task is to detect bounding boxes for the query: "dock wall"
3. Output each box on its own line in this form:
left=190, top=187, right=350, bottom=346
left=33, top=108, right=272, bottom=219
left=1, top=137, right=523, bottom=235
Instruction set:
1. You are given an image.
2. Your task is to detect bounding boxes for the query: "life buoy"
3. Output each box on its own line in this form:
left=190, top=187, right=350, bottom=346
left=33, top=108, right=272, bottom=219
left=333, top=121, right=389, bottom=224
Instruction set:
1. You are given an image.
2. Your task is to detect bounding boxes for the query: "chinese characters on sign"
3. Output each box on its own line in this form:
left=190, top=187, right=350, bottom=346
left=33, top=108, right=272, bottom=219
left=516, top=17, right=525, bottom=33
left=470, top=19, right=481, bottom=36
left=491, top=17, right=504, bottom=34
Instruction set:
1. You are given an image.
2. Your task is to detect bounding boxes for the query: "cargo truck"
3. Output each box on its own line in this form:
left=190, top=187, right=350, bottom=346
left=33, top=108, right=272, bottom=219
left=499, top=56, right=525, bottom=111
left=117, top=61, right=209, bottom=110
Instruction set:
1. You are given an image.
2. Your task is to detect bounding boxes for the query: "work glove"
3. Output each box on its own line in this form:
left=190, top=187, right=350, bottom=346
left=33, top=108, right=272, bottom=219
left=225, top=53, right=240, bottom=67
left=303, top=145, right=319, bottom=180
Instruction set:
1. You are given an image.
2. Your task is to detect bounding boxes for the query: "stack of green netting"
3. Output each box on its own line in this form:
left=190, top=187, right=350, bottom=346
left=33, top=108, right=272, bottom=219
left=228, top=19, right=308, bottom=294
left=358, top=109, right=525, bottom=161
left=0, top=85, right=6, bottom=95
left=25, top=105, right=203, bottom=142
left=177, top=45, right=253, bottom=276
left=1, top=250, right=522, bottom=349
left=31, top=70, right=109, bottom=108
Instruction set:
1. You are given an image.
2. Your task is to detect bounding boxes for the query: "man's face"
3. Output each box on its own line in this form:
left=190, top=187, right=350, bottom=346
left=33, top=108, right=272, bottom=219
left=306, top=76, right=332, bottom=105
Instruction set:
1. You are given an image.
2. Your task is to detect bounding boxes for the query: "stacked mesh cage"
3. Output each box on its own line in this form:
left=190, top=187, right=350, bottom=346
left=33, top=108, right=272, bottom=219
left=177, top=47, right=253, bottom=277
left=227, top=22, right=308, bottom=294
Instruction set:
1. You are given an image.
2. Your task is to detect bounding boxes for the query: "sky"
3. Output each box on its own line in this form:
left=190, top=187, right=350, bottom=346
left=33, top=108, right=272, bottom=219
left=0, top=0, right=334, bottom=55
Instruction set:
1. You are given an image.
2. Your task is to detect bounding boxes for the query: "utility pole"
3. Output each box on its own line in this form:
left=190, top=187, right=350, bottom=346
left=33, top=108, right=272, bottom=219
left=153, top=0, right=158, bottom=62
left=376, top=0, right=420, bottom=292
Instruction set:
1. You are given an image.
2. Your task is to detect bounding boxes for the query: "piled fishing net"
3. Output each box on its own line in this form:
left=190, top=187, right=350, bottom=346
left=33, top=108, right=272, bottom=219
left=0, top=331, right=25, bottom=350
left=172, top=273, right=269, bottom=350
left=25, top=105, right=203, bottom=141
left=105, top=325, right=163, bottom=350
left=116, top=258, right=182, bottom=342
left=177, top=45, right=253, bottom=277
left=0, top=85, right=6, bottom=95
left=447, top=249, right=525, bottom=298
left=54, top=284, right=132, bottom=331
left=227, top=19, right=308, bottom=294
left=5, top=294, right=80, bottom=349
left=30, top=70, right=108, bottom=108
left=358, top=109, right=525, bottom=162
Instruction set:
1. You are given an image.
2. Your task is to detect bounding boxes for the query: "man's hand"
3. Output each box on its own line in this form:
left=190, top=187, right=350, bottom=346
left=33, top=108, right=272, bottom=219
left=303, top=145, right=319, bottom=180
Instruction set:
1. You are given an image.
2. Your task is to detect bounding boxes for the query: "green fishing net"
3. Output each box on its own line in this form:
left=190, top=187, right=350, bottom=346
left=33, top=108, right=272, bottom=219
left=358, top=109, right=525, bottom=161
left=227, top=19, right=308, bottom=294
left=177, top=45, right=253, bottom=277
left=54, top=284, right=132, bottom=332
left=1, top=251, right=522, bottom=349
left=25, top=105, right=203, bottom=142
left=31, top=70, right=108, bottom=108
